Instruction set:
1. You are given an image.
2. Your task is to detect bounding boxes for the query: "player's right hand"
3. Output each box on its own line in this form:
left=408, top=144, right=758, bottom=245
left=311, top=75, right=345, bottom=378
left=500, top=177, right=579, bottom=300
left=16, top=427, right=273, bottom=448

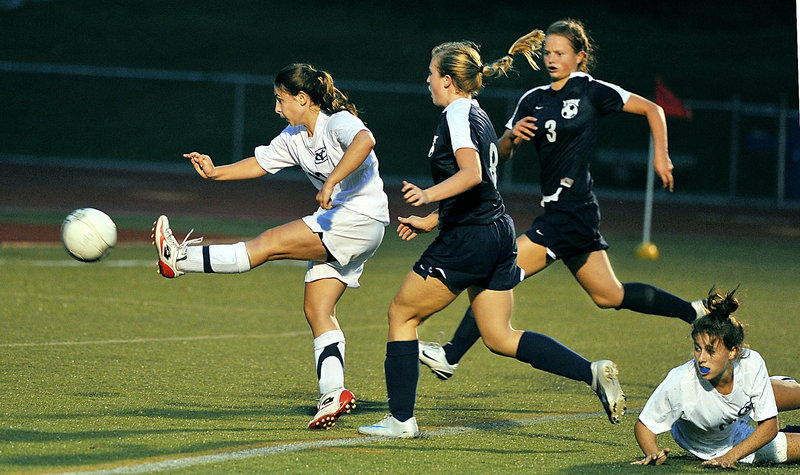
left=630, top=448, right=670, bottom=466
left=183, top=152, right=215, bottom=179
left=511, top=116, right=537, bottom=144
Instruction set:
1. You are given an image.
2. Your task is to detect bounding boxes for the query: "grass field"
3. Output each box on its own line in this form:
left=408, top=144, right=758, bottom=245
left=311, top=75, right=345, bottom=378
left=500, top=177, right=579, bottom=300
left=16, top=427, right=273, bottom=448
left=2, top=214, right=800, bottom=474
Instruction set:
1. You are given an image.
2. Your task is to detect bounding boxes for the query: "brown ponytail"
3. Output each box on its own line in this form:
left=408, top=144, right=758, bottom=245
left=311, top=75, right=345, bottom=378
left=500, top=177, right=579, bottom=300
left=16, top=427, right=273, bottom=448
left=275, top=63, right=358, bottom=116
left=432, top=29, right=545, bottom=97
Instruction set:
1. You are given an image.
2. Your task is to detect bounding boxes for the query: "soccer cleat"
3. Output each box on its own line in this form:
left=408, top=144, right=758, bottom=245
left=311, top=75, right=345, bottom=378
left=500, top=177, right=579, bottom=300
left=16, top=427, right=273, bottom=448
left=358, top=414, right=419, bottom=438
left=151, top=215, right=203, bottom=278
left=418, top=341, right=458, bottom=380
left=308, top=388, right=356, bottom=430
left=590, top=360, right=626, bottom=424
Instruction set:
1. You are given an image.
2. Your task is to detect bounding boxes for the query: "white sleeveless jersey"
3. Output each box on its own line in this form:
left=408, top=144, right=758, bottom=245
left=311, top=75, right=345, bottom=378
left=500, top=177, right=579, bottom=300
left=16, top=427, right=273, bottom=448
left=254, top=111, right=390, bottom=224
left=639, top=349, right=777, bottom=461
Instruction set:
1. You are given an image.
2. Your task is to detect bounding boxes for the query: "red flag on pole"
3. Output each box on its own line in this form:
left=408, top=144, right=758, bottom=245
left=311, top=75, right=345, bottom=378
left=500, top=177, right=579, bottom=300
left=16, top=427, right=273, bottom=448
left=654, top=77, right=692, bottom=119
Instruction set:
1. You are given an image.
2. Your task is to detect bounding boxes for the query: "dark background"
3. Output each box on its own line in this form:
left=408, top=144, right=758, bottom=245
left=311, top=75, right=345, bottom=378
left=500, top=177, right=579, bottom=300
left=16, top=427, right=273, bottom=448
left=1, top=0, right=798, bottom=200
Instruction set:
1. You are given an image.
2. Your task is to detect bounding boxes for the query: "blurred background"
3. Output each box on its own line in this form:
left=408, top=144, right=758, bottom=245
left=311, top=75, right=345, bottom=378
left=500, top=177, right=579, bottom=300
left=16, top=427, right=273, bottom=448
left=1, top=0, right=798, bottom=206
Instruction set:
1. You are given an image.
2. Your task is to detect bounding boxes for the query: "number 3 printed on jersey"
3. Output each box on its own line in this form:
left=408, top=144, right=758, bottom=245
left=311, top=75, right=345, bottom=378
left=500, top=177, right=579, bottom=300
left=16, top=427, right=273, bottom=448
left=544, top=120, right=557, bottom=143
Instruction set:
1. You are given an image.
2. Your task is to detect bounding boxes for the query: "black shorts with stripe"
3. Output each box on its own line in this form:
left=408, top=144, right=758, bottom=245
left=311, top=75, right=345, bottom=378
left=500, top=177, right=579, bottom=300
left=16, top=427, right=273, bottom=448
left=524, top=195, right=609, bottom=261
left=413, top=213, right=524, bottom=293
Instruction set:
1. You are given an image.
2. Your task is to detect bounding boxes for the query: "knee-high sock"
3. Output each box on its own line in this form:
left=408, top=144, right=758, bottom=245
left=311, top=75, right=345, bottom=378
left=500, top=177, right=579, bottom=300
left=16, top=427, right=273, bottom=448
left=181, top=242, right=251, bottom=274
left=385, top=340, right=419, bottom=422
left=314, top=330, right=346, bottom=395
left=618, top=282, right=695, bottom=323
left=443, top=306, right=481, bottom=365
left=515, top=331, right=592, bottom=385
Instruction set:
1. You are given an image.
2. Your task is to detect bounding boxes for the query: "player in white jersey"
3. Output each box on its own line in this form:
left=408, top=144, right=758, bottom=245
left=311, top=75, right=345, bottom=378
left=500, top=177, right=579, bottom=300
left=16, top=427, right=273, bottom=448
left=634, top=288, right=800, bottom=468
left=152, top=63, right=389, bottom=431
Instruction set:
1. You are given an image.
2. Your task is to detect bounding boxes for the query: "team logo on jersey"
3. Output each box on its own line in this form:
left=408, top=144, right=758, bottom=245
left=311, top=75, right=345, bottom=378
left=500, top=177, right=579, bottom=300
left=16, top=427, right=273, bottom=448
left=313, top=148, right=329, bottom=165
left=561, top=99, right=580, bottom=119
left=737, top=398, right=755, bottom=417
left=428, top=135, right=438, bottom=157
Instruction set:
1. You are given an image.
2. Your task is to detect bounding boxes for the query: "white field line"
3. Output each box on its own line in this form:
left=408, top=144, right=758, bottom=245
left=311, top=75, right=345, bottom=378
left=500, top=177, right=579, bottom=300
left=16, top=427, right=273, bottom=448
left=56, top=410, right=639, bottom=475
left=0, top=332, right=306, bottom=347
left=0, top=325, right=386, bottom=348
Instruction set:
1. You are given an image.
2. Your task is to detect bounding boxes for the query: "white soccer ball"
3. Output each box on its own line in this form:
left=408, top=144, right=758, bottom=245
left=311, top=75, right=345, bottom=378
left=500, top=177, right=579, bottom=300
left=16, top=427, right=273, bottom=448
left=61, top=208, right=117, bottom=262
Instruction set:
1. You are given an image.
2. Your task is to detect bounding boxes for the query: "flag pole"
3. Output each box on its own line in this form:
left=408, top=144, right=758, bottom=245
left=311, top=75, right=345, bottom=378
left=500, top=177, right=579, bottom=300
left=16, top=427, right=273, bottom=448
left=636, top=136, right=659, bottom=259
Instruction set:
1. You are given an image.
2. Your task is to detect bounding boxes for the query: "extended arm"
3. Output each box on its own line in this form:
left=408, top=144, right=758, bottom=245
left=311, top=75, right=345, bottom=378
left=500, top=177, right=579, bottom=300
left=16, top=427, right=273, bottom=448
left=183, top=152, right=267, bottom=181
left=622, top=94, right=674, bottom=192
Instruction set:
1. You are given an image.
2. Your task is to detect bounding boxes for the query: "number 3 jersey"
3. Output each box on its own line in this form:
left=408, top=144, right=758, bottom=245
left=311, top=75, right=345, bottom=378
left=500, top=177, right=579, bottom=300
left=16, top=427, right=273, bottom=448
left=507, top=72, right=631, bottom=201
left=429, top=97, right=505, bottom=228
left=254, top=110, right=390, bottom=225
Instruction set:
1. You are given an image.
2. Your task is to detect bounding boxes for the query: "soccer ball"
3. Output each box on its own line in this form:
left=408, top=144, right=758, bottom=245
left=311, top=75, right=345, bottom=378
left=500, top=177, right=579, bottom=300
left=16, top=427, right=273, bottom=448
left=61, top=208, right=117, bottom=262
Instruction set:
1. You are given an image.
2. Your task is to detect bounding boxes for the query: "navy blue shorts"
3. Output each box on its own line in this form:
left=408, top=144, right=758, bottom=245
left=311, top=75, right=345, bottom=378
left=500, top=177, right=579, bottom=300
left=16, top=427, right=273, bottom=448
left=524, top=197, right=608, bottom=261
left=413, top=214, right=524, bottom=293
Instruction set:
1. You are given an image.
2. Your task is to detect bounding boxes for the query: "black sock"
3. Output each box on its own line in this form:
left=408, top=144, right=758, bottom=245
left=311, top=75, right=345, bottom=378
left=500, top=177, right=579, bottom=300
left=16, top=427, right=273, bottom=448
left=385, top=340, right=419, bottom=422
left=618, top=282, right=695, bottom=323
left=443, top=306, right=481, bottom=365
left=515, top=331, right=592, bottom=385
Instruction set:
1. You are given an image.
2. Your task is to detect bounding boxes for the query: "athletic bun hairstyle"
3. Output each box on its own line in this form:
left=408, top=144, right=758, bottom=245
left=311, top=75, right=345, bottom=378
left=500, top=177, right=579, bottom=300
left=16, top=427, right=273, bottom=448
left=707, top=287, right=740, bottom=320
left=691, top=286, right=746, bottom=351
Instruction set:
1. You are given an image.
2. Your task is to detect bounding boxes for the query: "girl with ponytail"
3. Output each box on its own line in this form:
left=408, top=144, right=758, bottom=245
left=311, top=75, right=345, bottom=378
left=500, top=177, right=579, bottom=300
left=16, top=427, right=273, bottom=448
left=155, top=63, right=389, bottom=431
left=421, top=19, right=709, bottom=385
left=634, top=288, right=800, bottom=468
left=360, top=31, right=625, bottom=438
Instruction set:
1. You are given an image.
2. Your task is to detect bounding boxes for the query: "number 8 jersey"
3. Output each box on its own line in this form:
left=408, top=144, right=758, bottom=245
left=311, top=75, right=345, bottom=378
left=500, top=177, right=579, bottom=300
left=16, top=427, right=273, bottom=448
left=429, top=98, right=505, bottom=227
left=507, top=72, right=631, bottom=201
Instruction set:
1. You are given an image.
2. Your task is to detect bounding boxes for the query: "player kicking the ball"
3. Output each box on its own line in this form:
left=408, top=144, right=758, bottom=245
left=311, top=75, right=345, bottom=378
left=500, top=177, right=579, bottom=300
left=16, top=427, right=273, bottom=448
left=152, top=63, right=389, bottom=431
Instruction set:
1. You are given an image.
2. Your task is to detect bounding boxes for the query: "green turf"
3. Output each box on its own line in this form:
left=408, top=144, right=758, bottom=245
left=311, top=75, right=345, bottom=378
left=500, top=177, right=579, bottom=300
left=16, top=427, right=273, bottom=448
left=2, top=221, right=799, bottom=473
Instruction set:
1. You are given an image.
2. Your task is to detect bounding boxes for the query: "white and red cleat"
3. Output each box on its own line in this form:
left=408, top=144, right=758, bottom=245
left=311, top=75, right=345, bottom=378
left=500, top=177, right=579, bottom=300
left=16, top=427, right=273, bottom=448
left=308, top=388, right=356, bottom=430
left=151, top=215, right=202, bottom=278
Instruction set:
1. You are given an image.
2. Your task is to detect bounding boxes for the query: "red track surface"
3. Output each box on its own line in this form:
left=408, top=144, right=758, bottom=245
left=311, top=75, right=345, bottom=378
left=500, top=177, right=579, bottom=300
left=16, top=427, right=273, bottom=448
left=1, top=162, right=799, bottom=244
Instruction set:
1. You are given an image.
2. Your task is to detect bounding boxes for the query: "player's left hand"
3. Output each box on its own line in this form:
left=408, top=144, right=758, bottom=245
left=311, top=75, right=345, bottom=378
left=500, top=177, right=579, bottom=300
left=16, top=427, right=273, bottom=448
left=654, top=154, right=674, bottom=192
left=402, top=180, right=429, bottom=206
left=701, top=454, right=736, bottom=469
left=396, top=214, right=436, bottom=241
left=316, top=183, right=334, bottom=210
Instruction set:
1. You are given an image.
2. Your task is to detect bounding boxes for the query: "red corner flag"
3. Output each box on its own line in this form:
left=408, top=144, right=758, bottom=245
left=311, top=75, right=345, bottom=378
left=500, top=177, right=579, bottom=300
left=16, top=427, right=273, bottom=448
left=654, top=77, right=692, bottom=119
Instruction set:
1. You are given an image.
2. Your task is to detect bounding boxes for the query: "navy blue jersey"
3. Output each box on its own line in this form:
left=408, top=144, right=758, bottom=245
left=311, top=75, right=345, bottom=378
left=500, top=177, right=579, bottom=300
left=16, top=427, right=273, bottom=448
left=507, top=72, right=630, bottom=202
left=429, top=98, right=505, bottom=227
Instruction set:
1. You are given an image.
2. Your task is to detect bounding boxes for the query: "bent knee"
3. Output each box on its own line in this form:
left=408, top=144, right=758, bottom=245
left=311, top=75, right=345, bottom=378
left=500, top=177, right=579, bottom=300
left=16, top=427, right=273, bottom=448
left=481, top=335, right=517, bottom=357
left=591, top=291, right=624, bottom=309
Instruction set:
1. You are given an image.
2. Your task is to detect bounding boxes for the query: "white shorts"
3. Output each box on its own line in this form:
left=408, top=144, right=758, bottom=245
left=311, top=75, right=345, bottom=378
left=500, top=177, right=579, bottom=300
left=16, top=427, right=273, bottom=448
left=733, top=375, right=797, bottom=464
left=731, top=418, right=788, bottom=464
left=301, top=206, right=386, bottom=288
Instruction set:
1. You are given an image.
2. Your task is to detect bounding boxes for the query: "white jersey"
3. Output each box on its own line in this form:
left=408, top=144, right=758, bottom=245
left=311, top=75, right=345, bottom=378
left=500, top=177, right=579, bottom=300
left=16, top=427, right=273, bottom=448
left=254, top=110, right=390, bottom=224
left=639, top=349, right=777, bottom=461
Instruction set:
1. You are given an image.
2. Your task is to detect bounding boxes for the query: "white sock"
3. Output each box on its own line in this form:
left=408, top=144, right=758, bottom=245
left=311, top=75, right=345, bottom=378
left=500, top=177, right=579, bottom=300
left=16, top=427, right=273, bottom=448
left=691, top=299, right=709, bottom=319
left=181, top=242, right=251, bottom=273
left=313, top=330, right=346, bottom=395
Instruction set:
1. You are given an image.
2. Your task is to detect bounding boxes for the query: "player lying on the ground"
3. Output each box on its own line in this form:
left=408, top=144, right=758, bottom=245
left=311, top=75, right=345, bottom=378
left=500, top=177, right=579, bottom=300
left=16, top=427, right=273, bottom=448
left=152, top=62, right=389, bottom=431
left=632, top=287, right=800, bottom=468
